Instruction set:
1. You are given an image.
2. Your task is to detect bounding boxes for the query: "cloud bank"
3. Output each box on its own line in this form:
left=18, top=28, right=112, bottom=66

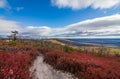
left=0, top=14, right=120, bottom=38
left=51, top=0, right=120, bottom=10
left=60, top=14, right=120, bottom=37
left=0, top=18, right=21, bottom=35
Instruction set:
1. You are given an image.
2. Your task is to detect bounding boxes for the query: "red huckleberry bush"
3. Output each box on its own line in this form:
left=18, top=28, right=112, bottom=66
left=44, top=50, right=120, bottom=79
left=0, top=45, right=39, bottom=79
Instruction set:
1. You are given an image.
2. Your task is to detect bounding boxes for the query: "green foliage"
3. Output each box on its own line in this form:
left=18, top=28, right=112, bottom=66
left=8, top=41, right=23, bottom=46
left=93, top=52, right=103, bottom=57
left=64, top=45, right=73, bottom=53
left=8, top=41, right=17, bottom=46
left=1, top=42, right=6, bottom=45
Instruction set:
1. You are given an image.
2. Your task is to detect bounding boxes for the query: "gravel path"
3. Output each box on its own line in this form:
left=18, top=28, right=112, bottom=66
left=30, top=54, right=77, bottom=79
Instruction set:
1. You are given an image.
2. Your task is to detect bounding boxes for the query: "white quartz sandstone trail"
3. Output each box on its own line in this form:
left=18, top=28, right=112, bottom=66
left=30, top=54, right=77, bottom=79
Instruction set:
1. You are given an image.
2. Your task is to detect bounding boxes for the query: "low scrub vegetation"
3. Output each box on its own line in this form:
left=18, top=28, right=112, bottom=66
left=44, top=50, right=120, bottom=79
left=63, top=45, right=73, bottom=53
left=0, top=45, right=38, bottom=79
left=0, top=39, right=120, bottom=79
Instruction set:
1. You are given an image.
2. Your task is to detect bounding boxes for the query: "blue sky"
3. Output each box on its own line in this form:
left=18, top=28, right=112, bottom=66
left=0, top=0, right=120, bottom=38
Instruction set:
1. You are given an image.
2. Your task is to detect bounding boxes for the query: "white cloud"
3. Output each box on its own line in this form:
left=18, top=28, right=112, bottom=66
left=0, top=0, right=10, bottom=10
left=0, top=18, right=52, bottom=37
left=56, top=14, right=120, bottom=37
left=21, top=26, right=52, bottom=36
left=0, top=18, right=21, bottom=35
left=92, top=0, right=120, bottom=9
left=66, top=14, right=120, bottom=31
left=51, top=0, right=120, bottom=10
left=0, top=14, right=120, bottom=38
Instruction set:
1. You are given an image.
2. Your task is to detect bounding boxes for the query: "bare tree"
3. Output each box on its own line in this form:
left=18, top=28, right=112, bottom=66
left=11, top=30, right=18, bottom=41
